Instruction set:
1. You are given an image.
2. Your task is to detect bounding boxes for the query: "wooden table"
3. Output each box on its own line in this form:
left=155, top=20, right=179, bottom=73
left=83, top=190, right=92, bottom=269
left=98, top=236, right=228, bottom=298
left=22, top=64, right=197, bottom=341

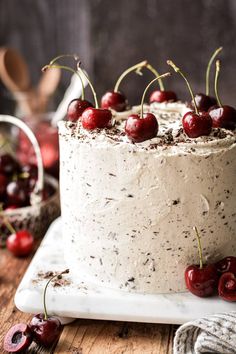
left=0, top=241, right=176, bottom=353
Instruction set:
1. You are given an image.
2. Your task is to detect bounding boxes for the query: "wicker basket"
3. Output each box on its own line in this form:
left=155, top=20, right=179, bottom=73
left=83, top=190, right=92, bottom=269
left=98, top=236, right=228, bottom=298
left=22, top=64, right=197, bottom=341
left=0, top=115, right=60, bottom=244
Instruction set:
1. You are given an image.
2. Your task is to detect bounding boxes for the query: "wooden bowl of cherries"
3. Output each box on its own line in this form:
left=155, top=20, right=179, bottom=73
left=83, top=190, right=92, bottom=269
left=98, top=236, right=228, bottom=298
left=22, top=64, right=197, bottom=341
left=0, top=115, right=60, bottom=254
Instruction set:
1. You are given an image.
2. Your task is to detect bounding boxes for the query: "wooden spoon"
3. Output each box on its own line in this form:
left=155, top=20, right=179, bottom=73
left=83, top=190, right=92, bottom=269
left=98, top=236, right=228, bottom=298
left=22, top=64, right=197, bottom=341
left=0, top=47, right=33, bottom=115
left=0, top=47, right=31, bottom=92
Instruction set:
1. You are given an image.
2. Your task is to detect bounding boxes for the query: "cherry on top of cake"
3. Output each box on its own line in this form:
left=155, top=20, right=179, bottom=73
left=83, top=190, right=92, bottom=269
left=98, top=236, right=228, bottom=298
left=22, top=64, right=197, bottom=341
left=208, top=60, right=236, bottom=130
left=167, top=60, right=213, bottom=139
left=44, top=54, right=235, bottom=145
left=124, top=74, right=171, bottom=142
left=189, top=47, right=223, bottom=112
left=100, top=60, right=178, bottom=112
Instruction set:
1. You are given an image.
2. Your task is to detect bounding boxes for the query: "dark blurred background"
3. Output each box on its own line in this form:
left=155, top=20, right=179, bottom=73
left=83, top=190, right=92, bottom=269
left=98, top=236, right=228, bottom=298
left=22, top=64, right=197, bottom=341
left=0, top=0, right=236, bottom=112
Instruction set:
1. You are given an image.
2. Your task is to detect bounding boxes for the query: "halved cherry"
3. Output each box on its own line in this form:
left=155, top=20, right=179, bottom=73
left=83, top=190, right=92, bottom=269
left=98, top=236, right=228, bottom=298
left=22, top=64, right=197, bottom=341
left=4, top=323, right=32, bottom=353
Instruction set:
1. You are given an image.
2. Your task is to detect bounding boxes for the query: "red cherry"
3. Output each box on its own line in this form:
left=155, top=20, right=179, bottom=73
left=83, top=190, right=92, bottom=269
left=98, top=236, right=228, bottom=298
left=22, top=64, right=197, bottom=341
left=100, top=61, right=147, bottom=112
left=190, top=93, right=216, bottom=112
left=67, top=98, right=93, bottom=122
left=208, top=105, right=236, bottom=130
left=29, top=314, right=62, bottom=347
left=4, top=323, right=32, bottom=353
left=125, top=113, right=158, bottom=143
left=0, top=173, right=7, bottom=196
left=5, top=205, right=18, bottom=211
left=0, top=154, right=20, bottom=176
left=216, top=256, right=236, bottom=275
left=149, top=90, right=177, bottom=103
left=185, top=263, right=218, bottom=297
left=6, top=230, right=34, bottom=257
left=101, top=91, right=128, bottom=112
left=182, top=111, right=212, bottom=138
left=218, top=272, right=236, bottom=301
left=6, top=180, right=29, bottom=207
left=81, top=107, right=112, bottom=130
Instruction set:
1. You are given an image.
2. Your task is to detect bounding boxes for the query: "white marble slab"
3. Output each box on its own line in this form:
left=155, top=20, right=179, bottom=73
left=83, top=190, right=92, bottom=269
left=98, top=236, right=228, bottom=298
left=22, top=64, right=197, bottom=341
left=15, top=218, right=236, bottom=325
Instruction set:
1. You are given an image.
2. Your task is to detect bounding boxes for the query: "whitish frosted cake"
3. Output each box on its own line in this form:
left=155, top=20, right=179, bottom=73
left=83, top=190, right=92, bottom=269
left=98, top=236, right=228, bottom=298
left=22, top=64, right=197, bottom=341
left=59, top=104, right=236, bottom=294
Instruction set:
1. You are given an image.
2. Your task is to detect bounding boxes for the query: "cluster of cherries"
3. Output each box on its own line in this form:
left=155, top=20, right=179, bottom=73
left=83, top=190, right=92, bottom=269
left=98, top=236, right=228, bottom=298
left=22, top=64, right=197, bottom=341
left=44, top=48, right=235, bottom=144
left=185, top=227, right=236, bottom=301
left=0, top=153, right=54, bottom=257
left=0, top=153, right=54, bottom=210
left=4, top=270, right=69, bottom=352
left=167, top=49, right=236, bottom=138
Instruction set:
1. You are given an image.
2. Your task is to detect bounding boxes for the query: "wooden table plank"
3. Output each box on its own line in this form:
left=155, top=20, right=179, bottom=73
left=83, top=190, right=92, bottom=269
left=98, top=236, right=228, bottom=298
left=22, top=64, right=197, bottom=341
left=56, top=320, right=175, bottom=354
left=0, top=244, right=175, bottom=353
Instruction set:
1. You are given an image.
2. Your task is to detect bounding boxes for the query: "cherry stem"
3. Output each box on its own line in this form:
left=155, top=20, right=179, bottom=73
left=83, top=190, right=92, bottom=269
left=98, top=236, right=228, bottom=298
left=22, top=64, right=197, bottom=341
left=140, top=73, right=171, bottom=118
left=42, top=63, right=85, bottom=100
left=114, top=61, right=148, bottom=93
left=43, top=269, right=69, bottom=321
left=146, top=63, right=164, bottom=91
left=0, top=203, right=16, bottom=234
left=49, top=54, right=79, bottom=66
left=214, top=60, right=223, bottom=108
left=77, top=64, right=99, bottom=108
left=167, top=60, right=199, bottom=115
left=206, top=47, right=223, bottom=96
left=193, top=226, right=203, bottom=269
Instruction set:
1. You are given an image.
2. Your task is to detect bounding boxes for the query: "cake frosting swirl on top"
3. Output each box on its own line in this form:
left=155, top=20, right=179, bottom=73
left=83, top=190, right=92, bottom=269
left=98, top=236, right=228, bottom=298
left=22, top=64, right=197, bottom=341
left=59, top=104, right=236, bottom=294
left=59, top=103, right=235, bottom=151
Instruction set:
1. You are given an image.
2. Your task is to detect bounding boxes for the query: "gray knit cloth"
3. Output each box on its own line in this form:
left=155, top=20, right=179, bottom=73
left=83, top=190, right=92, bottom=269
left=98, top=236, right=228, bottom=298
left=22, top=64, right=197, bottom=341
left=174, top=312, right=236, bottom=354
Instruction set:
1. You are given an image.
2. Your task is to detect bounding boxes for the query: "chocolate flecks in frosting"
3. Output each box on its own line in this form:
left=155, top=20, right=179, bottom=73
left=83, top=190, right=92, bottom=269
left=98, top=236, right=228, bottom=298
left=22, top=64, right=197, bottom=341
left=127, top=277, right=135, bottom=282
left=172, top=199, right=180, bottom=205
left=59, top=102, right=236, bottom=295
left=213, top=128, right=228, bottom=139
left=59, top=109, right=236, bottom=151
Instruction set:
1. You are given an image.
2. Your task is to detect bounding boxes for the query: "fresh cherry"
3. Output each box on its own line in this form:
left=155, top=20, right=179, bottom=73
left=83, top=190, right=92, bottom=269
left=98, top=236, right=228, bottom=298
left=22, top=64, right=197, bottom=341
left=0, top=154, right=20, bottom=176
left=208, top=105, right=236, bottom=130
left=81, top=108, right=112, bottom=130
left=190, top=93, right=216, bottom=112
left=190, top=47, right=222, bottom=112
left=149, top=90, right=177, bottom=103
left=208, top=60, right=236, bottom=130
left=0, top=173, right=7, bottom=196
left=29, top=269, right=69, bottom=347
left=125, top=73, right=170, bottom=142
left=145, top=62, right=177, bottom=104
left=29, top=314, right=62, bottom=348
left=6, top=180, right=29, bottom=207
left=218, top=272, right=236, bottom=301
left=43, top=56, right=93, bottom=123
left=185, top=263, right=218, bottom=297
left=5, top=205, right=18, bottom=211
left=184, top=227, right=218, bottom=297
left=167, top=60, right=212, bottom=138
left=216, top=256, right=236, bottom=275
left=125, top=113, right=158, bottom=142
left=67, top=98, right=93, bottom=122
left=6, top=230, right=34, bottom=257
left=4, top=323, right=33, bottom=353
left=101, top=61, right=147, bottom=112
left=182, top=111, right=212, bottom=138
left=101, top=91, right=127, bottom=112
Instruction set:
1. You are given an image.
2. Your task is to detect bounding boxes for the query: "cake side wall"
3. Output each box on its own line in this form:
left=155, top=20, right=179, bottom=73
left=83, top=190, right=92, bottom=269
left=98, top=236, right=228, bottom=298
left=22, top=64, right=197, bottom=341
left=59, top=129, right=236, bottom=294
